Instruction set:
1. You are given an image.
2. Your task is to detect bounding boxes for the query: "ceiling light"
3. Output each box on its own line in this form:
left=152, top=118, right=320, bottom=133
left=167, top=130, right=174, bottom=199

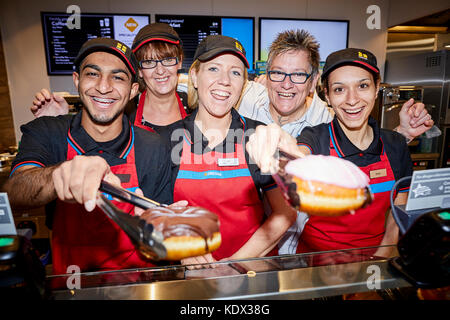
left=388, top=26, right=448, bottom=33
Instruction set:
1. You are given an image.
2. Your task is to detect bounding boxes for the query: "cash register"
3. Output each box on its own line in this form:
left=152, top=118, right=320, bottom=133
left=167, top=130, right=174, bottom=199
left=0, top=193, right=46, bottom=299
left=389, top=168, right=450, bottom=288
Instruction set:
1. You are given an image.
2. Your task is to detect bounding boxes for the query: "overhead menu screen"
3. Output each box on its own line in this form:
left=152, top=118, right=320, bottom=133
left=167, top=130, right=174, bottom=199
left=259, top=18, right=349, bottom=64
left=41, top=12, right=150, bottom=75
left=155, top=15, right=254, bottom=72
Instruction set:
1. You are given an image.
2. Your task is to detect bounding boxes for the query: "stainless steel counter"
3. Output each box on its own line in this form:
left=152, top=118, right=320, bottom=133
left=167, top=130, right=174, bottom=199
left=47, top=246, right=415, bottom=300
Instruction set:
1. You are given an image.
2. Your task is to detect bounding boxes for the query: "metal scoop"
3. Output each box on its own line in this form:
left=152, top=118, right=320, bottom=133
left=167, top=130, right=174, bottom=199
left=97, top=181, right=167, bottom=260
left=272, top=151, right=301, bottom=210
left=99, top=180, right=167, bottom=209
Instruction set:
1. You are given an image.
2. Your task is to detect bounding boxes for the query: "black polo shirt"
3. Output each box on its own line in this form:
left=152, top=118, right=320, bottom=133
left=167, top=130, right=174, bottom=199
left=158, top=108, right=276, bottom=197
left=296, top=116, right=413, bottom=184
left=12, top=111, right=174, bottom=205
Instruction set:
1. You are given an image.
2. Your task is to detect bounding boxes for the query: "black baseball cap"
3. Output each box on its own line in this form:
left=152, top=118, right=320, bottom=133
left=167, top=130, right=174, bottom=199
left=321, top=48, right=379, bottom=80
left=193, top=35, right=249, bottom=69
left=74, top=38, right=139, bottom=80
left=132, top=23, right=182, bottom=53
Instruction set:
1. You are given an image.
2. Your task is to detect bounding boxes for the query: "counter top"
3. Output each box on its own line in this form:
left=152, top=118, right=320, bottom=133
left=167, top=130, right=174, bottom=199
left=47, top=246, right=417, bottom=300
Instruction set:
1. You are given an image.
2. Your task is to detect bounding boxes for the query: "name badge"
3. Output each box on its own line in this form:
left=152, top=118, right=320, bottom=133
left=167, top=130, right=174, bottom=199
left=370, top=168, right=387, bottom=179
left=217, top=158, right=239, bottom=167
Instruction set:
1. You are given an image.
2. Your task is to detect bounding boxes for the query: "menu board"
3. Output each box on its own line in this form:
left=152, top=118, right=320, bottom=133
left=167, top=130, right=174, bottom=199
left=41, top=12, right=150, bottom=75
left=259, top=18, right=349, bottom=63
left=155, top=15, right=254, bottom=71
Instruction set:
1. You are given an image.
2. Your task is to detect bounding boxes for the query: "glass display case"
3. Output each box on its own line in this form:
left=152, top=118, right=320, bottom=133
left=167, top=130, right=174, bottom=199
left=46, top=245, right=427, bottom=300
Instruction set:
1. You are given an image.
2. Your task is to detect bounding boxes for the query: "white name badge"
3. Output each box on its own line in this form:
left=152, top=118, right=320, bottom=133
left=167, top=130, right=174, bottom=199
left=217, top=158, right=239, bottom=167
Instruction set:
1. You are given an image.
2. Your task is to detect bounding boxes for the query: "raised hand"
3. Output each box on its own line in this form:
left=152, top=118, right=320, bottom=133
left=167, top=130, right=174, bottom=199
left=31, top=88, right=70, bottom=118
left=397, top=98, right=434, bottom=142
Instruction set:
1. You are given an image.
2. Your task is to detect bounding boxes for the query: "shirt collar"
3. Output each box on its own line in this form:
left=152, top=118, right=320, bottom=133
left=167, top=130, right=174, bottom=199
left=183, top=108, right=245, bottom=149
left=68, top=111, right=133, bottom=158
left=330, top=116, right=383, bottom=157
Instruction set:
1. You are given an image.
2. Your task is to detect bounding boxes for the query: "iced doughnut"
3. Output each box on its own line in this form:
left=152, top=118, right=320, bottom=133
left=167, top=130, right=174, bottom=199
left=284, top=155, right=373, bottom=216
left=140, top=206, right=221, bottom=260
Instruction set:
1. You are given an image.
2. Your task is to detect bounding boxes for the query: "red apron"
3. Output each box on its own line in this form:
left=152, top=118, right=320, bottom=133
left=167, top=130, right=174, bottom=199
left=297, top=124, right=396, bottom=254
left=51, top=126, right=155, bottom=274
left=173, top=123, right=266, bottom=260
left=134, top=90, right=187, bottom=132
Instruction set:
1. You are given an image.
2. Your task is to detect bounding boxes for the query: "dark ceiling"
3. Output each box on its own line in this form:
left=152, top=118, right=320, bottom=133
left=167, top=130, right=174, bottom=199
left=400, top=8, right=450, bottom=28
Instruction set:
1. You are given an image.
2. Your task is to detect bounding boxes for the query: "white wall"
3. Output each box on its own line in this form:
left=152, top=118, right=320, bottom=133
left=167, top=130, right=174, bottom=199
left=0, top=0, right=440, bottom=142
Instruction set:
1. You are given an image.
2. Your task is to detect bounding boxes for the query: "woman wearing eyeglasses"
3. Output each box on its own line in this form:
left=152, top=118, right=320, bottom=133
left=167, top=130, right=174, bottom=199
left=131, top=23, right=190, bottom=132
left=30, top=23, right=190, bottom=133
left=238, top=30, right=433, bottom=256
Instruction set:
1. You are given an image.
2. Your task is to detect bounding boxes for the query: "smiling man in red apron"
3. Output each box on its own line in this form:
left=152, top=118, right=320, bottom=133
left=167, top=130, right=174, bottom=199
left=29, top=23, right=191, bottom=134
left=5, top=38, right=173, bottom=274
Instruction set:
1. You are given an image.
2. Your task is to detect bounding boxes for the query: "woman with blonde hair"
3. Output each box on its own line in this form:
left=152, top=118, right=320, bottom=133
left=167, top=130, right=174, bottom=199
left=159, top=35, right=296, bottom=267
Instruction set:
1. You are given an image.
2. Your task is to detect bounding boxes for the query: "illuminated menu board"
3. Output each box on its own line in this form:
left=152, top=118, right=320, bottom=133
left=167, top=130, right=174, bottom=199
left=259, top=18, right=349, bottom=63
left=156, top=15, right=254, bottom=71
left=41, top=12, right=150, bottom=75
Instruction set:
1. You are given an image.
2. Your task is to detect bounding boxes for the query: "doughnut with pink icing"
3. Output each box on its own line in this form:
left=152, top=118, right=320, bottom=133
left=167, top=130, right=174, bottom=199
left=283, top=155, right=373, bottom=216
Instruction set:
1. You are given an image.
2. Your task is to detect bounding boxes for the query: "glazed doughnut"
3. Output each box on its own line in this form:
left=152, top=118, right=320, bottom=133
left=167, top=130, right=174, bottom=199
left=139, top=206, right=221, bottom=260
left=284, top=155, right=373, bottom=216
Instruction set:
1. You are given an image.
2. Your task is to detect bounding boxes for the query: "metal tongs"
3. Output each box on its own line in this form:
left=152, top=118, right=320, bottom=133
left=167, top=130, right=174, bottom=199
left=99, top=180, right=168, bottom=209
left=272, top=150, right=301, bottom=210
left=96, top=180, right=167, bottom=260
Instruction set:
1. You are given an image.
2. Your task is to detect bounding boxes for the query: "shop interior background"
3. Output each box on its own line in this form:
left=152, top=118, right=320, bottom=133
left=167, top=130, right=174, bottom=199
left=0, top=0, right=448, bottom=146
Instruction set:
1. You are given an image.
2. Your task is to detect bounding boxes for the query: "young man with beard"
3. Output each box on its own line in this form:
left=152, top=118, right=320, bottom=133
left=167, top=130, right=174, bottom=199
left=3, top=38, right=173, bottom=274
left=239, top=30, right=434, bottom=254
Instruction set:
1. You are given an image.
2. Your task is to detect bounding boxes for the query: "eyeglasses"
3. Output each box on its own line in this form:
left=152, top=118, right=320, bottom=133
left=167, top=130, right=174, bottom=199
left=267, top=70, right=312, bottom=84
left=139, top=57, right=179, bottom=69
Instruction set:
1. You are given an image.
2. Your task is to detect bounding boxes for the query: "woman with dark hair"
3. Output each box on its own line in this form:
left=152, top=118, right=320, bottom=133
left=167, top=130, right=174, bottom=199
left=246, top=48, right=412, bottom=258
left=131, top=23, right=190, bottom=132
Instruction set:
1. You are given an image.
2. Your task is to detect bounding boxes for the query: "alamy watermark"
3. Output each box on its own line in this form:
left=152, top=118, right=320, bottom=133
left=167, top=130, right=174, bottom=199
left=366, top=264, right=381, bottom=290
left=66, top=5, right=81, bottom=30
left=66, top=264, right=81, bottom=290
left=366, top=5, right=381, bottom=30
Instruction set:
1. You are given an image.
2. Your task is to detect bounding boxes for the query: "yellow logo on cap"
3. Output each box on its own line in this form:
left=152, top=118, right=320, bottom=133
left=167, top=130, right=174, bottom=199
left=116, top=43, right=127, bottom=53
left=125, top=17, right=138, bottom=32
left=358, top=51, right=368, bottom=60
left=235, top=41, right=243, bottom=53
